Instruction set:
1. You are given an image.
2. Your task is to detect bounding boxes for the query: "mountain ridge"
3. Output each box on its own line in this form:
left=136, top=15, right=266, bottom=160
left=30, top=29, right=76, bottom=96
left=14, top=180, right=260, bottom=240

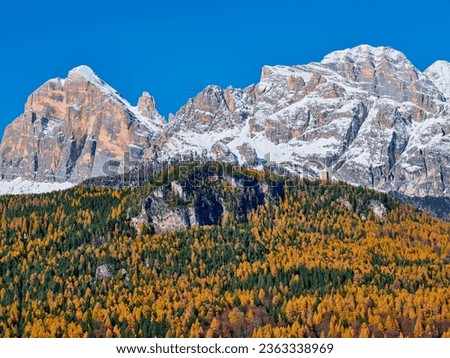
left=157, top=45, right=450, bottom=199
left=1, top=45, right=450, bottom=201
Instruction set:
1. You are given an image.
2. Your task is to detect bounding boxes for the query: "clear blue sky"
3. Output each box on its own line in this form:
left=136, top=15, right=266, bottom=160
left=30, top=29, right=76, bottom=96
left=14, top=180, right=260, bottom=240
left=1, top=0, right=450, bottom=137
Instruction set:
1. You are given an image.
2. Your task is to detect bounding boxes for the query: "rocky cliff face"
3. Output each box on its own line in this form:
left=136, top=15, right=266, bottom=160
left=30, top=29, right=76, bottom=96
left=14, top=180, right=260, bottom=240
left=156, top=45, right=450, bottom=198
left=131, top=181, right=225, bottom=233
left=2, top=45, right=450, bottom=200
left=0, top=66, right=165, bottom=183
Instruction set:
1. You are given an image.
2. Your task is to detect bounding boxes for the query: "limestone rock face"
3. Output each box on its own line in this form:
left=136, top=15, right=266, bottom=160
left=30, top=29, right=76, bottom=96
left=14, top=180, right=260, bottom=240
left=137, top=91, right=158, bottom=118
left=2, top=45, right=450, bottom=200
left=0, top=66, right=165, bottom=183
left=156, top=45, right=450, bottom=198
left=131, top=181, right=225, bottom=233
left=95, top=264, right=113, bottom=280
left=369, top=200, right=387, bottom=218
left=157, top=85, right=255, bottom=161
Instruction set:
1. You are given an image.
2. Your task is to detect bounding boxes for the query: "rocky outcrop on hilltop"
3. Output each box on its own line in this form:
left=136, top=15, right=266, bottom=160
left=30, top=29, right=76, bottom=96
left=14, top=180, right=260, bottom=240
left=130, top=180, right=224, bottom=233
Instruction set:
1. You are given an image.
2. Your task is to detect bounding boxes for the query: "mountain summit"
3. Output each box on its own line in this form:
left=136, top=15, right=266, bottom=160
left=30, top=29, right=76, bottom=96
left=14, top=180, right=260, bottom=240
left=425, top=60, right=450, bottom=100
left=157, top=45, right=450, bottom=198
left=1, top=46, right=450, bottom=199
left=0, top=65, right=164, bottom=187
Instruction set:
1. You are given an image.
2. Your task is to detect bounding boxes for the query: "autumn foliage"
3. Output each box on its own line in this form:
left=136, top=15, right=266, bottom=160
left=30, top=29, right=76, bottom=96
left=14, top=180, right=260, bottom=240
left=0, top=164, right=449, bottom=338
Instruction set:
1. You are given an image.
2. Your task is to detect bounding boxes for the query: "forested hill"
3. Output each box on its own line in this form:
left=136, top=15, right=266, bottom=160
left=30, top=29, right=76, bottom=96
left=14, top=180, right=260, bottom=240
left=0, top=163, right=449, bottom=337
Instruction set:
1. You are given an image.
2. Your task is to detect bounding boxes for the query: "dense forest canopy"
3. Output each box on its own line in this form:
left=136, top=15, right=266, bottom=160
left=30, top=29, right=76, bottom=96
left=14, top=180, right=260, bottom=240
left=0, top=163, right=449, bottom=337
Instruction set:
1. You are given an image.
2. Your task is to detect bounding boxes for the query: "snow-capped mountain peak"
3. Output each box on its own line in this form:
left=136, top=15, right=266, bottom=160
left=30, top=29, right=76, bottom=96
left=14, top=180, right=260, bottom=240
left=0, top=65, right=164, bottom=188
left=425, top=60, right=450, bottom=100
left=154, top=45, right=450, bottom=199
left=321, top=45, right=408, bottom=64
left=2, top=45, right=450, bottom=198
left=67, top=65, right=130, bottom=106
left=68, top=65, right=99, bottom=81
left=67, top=65, right=165, bottom=130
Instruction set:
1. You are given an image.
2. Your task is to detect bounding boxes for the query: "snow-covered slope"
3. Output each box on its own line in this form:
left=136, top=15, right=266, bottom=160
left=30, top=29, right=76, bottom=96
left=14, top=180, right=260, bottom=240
left=0, top=178, right=73, bottom=195
left=425, top=60, right=450, bottom=100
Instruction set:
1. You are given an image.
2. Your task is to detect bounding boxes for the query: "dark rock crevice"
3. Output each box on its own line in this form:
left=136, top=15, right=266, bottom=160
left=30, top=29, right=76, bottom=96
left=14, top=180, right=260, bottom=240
left=65, top=135, right=87, bottom=178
